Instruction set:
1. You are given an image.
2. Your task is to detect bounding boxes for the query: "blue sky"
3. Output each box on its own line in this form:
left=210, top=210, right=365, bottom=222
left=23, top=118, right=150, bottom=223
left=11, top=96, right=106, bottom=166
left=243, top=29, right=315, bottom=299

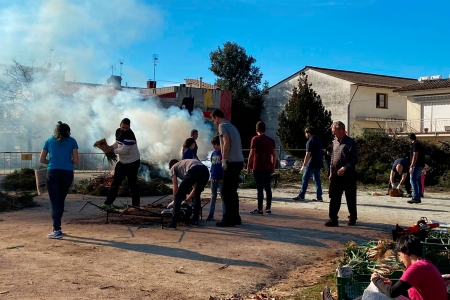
left=1, top=0, right=449, bottom=88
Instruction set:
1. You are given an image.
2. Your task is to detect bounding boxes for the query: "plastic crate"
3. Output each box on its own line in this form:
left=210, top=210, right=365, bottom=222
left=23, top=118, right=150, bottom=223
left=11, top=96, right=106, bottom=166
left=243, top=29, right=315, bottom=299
left=422, top=238, right=450, bottom=274
left=336, top=271, right=403, bottom=300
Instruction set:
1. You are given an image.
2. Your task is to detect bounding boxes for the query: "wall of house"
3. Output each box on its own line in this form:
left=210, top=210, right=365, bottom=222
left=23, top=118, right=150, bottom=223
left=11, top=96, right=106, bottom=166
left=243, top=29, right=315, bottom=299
left=261, top=69, right=351, bottom=148
left=349, top=86, right=407, bottom=136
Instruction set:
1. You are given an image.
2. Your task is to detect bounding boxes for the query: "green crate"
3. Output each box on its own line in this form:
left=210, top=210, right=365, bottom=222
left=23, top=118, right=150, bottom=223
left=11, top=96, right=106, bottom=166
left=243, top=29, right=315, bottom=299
left=422, top=238, right=450, bottom=274
left=336, top=271, right=403, bottom=300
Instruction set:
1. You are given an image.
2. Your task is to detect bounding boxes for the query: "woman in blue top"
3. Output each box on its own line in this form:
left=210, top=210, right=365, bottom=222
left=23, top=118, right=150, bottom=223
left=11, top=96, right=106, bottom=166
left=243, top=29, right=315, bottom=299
left=181, top=138, right=196, bottom=160
left=39, top=121, right=79, bottom=239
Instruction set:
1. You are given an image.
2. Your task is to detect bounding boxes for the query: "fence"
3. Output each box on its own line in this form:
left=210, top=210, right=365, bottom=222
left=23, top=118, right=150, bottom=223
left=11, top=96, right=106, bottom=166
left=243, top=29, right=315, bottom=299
left=385, top=118, right=450, bottom=134
left=0, top=152, right=112, bottom=174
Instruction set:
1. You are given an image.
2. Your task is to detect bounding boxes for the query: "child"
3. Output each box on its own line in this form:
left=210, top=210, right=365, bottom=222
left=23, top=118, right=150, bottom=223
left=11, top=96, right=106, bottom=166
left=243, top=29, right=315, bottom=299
left=207, top=136, right=225, bottom=221
left=420, top=164, right=432, bottom=197
left=181, top=138, right=196, bottom=160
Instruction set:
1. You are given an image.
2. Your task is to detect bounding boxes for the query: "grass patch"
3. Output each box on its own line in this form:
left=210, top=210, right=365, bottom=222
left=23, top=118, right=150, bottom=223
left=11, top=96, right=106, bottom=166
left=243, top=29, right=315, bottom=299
left=282, top=273, right=336, bottom=300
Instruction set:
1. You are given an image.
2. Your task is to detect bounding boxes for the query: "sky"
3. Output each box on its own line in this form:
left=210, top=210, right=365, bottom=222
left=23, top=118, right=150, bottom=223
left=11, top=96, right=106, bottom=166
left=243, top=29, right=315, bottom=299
left=0, top=0, right=449, bottom=89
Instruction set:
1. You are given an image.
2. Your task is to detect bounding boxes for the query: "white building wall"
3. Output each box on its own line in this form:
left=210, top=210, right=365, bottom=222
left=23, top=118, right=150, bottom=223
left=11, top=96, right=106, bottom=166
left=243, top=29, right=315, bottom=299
left=349, top=86, right=407, bottom=135
left=261, top=69, right=351, bottom=147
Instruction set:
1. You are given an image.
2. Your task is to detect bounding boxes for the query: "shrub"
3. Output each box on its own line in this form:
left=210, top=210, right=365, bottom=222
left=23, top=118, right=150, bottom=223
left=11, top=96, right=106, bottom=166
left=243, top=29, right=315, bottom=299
left=1, top=168, right=37, bottom=191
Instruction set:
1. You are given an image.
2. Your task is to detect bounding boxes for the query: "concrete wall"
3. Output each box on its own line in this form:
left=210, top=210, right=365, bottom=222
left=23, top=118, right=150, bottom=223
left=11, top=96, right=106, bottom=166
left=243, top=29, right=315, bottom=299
left=350, top=86, right=407, bottom=135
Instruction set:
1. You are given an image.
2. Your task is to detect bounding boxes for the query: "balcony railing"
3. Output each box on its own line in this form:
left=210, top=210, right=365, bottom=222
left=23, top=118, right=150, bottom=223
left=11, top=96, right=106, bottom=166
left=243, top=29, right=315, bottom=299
left=385, top=118, right=450, bottom=134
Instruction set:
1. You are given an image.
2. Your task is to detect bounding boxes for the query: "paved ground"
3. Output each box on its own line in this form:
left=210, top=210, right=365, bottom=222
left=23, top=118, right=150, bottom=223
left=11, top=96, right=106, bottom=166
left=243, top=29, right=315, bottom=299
left=0, top=173, right=448, bottom=299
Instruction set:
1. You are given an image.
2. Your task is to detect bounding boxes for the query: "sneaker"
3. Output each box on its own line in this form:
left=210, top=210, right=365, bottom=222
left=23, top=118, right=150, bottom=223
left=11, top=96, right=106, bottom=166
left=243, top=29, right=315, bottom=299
left=347, top=217, right=356, bottom=226
left=190, top=220, right=199, bottom=227
left=292, top=195, right=305, bottom=201
left=216, top=221, right=235, bottom=227
left=250, top=209, right=263, bottom=215
left=312, top=198, right=324, bottom=202
left=407, top=198, right=421, bottom=204
left=322, top=286, right=335, bottom=300
left=206, top=214, right=214, bottom=221
left=325, top=219, right=338, bottom=227
left=406, top=193, right=412, bottom=198
left=265, top=208, right=272, bottom=214
left=47, top=230, right=63, bottom=239
left=165, top=222, right=177, bottom=230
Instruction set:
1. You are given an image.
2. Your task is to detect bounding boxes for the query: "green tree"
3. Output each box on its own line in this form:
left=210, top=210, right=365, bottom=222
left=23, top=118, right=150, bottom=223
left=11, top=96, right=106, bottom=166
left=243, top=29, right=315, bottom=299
left=277, top=72, right=333, bottom=154
left=209, top=42, right=264, bottom=148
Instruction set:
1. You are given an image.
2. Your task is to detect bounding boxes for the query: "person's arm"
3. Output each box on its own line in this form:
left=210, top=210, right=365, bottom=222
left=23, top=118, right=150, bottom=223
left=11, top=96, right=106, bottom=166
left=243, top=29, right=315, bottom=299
left=389, top=171, right=395, bottom=186
left=221, top=133, right=231, bottom=160
left=302, top=152, right=311, bottom=167
left=399, top=173, right=407, bottom=185
left=186, top=183, right=197, bottom=201
left=272, top=148, right=277, bottom=169
left=39, top=150, right=48, bottom=165
left=114, top=143, right=133, bottom=154
left=247, top=148, right=254, bottom=174
left=345, top=139, right=358, bottom=169
left=72, top=149, right=79, bottom=165
left=171, top=175, right=178, bottom=195
left=371, top=276, right=411, bottom=298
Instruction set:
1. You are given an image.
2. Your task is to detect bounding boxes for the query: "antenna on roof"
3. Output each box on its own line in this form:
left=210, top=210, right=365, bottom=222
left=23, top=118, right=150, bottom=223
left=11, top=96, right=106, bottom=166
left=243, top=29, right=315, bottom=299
left=118, top=59, right=124, bottom=76
left=48, top=47, right=54, bottom=69
left=109, top=63, right=116, bottom=75
left=152, top=54, right=159, bottom=81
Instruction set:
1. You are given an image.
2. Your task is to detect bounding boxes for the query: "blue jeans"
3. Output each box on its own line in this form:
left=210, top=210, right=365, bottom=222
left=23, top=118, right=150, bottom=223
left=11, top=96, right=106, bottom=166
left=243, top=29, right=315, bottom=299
left=47, top=169, right=74, bottom=231
left=209, top=180, right=225, bottom=216
left=409, top=167, right=424, bottom=200
left=299, top=167, right=322, bottom=199
left=253, top=170, right=272, bottom=211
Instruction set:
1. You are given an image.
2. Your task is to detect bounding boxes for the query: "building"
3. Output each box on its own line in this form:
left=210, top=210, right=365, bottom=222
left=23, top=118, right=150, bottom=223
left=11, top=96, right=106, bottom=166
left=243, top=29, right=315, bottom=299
left=262, top=66, right=416, bottom=147
left=390, top=77, right=450, bottom=142
left=57, top=76, right=231, bottom=120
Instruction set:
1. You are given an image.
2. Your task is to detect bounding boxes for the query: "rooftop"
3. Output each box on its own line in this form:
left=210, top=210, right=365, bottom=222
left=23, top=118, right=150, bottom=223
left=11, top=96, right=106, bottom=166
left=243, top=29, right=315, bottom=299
left=393, top=78, right=450, bottom=92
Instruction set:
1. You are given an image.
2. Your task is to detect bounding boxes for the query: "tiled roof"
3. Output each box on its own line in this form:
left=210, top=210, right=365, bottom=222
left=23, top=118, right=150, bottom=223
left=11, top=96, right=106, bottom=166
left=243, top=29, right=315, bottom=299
left=393, top=79, right=450, bottom=92
left=307, top=66, right=417, bottom=89
left=184, top=78, right=218, bottom=89
left=270, top=66, right=417, bottom=89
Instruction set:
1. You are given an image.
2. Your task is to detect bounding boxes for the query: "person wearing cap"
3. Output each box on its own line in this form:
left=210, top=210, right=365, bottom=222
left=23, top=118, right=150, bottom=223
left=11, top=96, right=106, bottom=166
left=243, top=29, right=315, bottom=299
left=408, top=133, right=425, bottom=204
left=103, top=118, right=141, bottom=207
left=190, top=129, right=199, bottom=160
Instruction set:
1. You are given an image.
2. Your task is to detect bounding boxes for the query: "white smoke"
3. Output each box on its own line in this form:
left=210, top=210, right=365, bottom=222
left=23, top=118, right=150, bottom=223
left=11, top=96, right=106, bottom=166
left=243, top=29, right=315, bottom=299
left=0, top=0, right=215, bottom=165
left=0, top=0, right=162, bottom=85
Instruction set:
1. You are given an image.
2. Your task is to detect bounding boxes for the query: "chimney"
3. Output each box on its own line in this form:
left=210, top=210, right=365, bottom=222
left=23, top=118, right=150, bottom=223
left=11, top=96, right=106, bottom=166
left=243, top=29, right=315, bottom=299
left=107, top=75, right=122, bottom=90
left=199, top=77, right=202, bottom=88
left=146, top=80, right=156, bottom=89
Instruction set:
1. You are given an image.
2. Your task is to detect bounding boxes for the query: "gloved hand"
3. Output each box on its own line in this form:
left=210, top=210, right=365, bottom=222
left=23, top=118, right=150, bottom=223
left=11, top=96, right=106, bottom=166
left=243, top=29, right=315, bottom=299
left=397, top=184, right=401, bottom=190
left=300, top=166, right=305, bottom=173
left=222, top=159, right=228, bottom=170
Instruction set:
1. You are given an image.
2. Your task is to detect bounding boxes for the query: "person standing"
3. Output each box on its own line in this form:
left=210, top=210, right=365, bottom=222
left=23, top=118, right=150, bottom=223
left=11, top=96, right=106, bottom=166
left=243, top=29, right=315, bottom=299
left=325, top=141, right=333, bottom=177
left=326, top=121, right=358, bottom=227
left=207, top=136, right=225, bottom=221
left=247, top=121, right=276, bottom=214
left=387, top=158, right=412, bottom=197
left=210, top=109, right=244, bottom=227
left=190, top=129, right=199, bottom=160
left=167, top=159, right=210, bottom=229
left=408, top=133, right=425, bottom=204
left=39, top=121, right=79, bottom=239
left=103, top=118, right=141, bottom=208
left=293, top=127, right=323, bottom=202
left=181, top=138, right=196, bottom=160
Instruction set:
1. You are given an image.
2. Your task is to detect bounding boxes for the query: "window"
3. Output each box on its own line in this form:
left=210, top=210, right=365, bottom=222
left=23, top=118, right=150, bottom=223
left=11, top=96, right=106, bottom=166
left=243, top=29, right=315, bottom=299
left=376, top=93, right=387, bottom=109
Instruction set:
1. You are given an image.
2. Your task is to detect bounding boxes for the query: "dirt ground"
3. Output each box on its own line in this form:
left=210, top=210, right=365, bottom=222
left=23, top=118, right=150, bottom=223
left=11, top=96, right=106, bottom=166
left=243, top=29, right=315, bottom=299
left=0, top=175, right=449, bottom=300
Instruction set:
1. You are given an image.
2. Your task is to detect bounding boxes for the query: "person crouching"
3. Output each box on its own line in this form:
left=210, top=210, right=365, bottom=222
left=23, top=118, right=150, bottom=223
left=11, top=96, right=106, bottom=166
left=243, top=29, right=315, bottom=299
left=167, top=159, right=210, bottom=229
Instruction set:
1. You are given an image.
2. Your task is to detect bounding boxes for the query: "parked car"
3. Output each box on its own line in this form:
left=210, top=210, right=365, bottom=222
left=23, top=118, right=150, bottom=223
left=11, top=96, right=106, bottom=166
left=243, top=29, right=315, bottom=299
left=280, top=155, right=295, bottom=169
